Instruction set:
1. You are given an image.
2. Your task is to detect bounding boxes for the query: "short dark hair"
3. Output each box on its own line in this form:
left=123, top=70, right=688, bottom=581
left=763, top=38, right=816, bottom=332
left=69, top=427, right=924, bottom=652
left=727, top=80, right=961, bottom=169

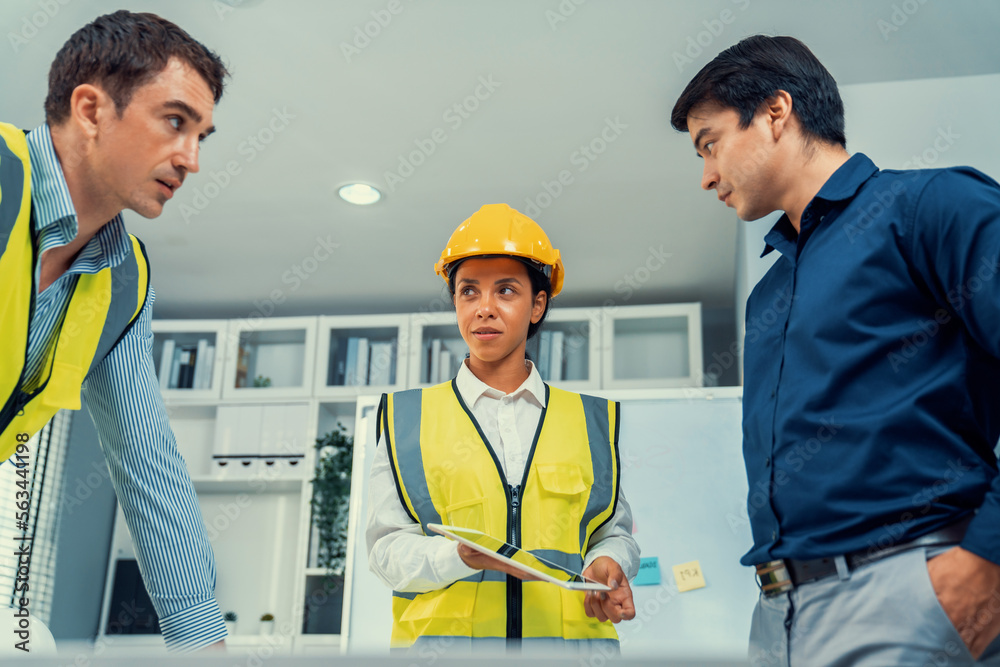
left=448, top=258, right=553, bottom=340
left=671, top=35, right=846, bottom=148
left=45, top=10, right=228, bottom=125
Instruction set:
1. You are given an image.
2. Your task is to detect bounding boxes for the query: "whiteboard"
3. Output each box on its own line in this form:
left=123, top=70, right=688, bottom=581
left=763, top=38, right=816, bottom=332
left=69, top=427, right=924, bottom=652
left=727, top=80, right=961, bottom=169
left=342, top=390, right=757, bottom=661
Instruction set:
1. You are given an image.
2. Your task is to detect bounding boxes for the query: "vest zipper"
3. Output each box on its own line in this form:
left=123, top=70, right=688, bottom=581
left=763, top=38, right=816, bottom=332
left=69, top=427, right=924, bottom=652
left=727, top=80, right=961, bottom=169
left=506, top=483, right=522, bottom=646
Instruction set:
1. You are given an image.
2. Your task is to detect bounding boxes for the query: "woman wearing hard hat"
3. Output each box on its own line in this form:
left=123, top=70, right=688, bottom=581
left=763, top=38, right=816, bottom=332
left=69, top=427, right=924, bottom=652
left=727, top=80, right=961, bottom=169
left=366, top=203, right=639, bottom=655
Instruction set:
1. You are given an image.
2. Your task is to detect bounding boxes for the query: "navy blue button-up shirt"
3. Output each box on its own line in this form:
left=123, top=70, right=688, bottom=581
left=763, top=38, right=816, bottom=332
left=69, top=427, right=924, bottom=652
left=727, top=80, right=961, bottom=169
left=742, top=153, right=1000, bottom=566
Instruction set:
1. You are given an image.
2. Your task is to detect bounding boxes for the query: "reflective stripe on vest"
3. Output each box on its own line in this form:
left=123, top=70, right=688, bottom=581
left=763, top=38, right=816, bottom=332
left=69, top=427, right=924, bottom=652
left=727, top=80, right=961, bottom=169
left=382, top=380, right=620, bottom=648
left=0, top=121, right=149, bottom=461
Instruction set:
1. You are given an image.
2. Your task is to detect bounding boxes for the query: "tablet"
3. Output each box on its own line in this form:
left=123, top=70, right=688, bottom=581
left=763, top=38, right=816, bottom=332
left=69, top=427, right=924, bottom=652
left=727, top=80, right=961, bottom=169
left=427, top=523, right=611, bottom=591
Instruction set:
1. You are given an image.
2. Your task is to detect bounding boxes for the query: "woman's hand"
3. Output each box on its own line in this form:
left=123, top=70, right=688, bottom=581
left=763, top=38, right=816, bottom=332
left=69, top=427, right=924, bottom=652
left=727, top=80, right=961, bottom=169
left=583, top=556, right=636, bottom=623
left=457, top=544, right=540, bottom=581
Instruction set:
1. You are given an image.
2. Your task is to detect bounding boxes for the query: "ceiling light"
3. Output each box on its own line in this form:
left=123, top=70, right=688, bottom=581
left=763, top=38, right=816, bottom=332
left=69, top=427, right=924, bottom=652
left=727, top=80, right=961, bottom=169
left=338, top=183, right=382, bottom=205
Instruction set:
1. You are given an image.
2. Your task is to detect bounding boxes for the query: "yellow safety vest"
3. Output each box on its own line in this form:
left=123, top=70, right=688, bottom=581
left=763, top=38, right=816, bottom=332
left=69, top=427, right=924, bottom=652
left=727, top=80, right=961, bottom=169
left=0, top=122, right=149, bottom=461
left=380, top=379, right=621, bottom=650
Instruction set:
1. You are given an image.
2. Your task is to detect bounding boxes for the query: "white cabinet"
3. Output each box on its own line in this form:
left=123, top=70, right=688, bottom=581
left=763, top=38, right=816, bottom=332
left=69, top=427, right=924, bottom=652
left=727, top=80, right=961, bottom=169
left=100, top=302, right=704, bottom=649
left=212, top=403, right=309, bottom=480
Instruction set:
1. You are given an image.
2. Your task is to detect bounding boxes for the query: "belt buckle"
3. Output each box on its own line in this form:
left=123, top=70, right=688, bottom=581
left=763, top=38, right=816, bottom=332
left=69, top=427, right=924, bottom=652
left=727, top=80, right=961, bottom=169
left=755, top=559, right=794, bottom=598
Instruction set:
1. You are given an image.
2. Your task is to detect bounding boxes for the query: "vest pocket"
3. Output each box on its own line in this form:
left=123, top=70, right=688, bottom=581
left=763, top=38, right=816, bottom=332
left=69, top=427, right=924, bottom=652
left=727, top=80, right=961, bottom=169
left=397, top=583, right=478, bottom=640
left=444, top=496, right=488, bottom=533
left=536, top=464, right=588, bottom=495
left=557, top=586, right=619, bottom=639
left=534, top=464, right=589, bottom=549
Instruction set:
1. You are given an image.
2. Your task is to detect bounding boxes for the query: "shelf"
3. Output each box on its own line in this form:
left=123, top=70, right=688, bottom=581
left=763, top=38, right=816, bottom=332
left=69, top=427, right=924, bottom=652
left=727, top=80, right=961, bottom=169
left=151, top=319, right=227, bottom=400
left=223, top=317, right=317, bottom=399
left=314, top=314, right=409, bottom=397
left=406, top=311, right=465, bottom=386
left=104, top=303, right=705, bottom=650
left=601, top=303, right=703, bottom=390
left=192, top=477, right=304, bottom=494
left=526, top=309, right=602, bottom=390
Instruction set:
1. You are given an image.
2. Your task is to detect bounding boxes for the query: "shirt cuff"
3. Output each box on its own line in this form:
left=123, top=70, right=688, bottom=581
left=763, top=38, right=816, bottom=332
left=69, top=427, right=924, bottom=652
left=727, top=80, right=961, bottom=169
left=158, top=598, right=228, bottom=653
left=961, top=493, right=1000, bottom=566
left=584, top=539, right=640, bottom=580
left=436, top=539, right=480, bottom=583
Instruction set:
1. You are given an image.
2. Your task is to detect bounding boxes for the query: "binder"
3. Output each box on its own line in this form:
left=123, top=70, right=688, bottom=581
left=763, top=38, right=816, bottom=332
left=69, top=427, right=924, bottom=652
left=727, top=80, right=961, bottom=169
left=355, top=337, right=370, bottom=385
left=368, top=342, right=394, bottom=386
left=550, top=331, right=564, bottom=381
left=429, top=339, right=442, bottom=384
left=158, top=339, right=175, bottom=389
left=537, top=331, right=552, bottom=381
left=344, top=337, right=359, bottom=385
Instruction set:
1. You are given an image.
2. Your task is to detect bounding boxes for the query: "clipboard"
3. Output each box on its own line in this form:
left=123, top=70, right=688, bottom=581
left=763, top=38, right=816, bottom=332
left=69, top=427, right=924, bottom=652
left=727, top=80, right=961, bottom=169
left=427, top=523, right=611, bottom=591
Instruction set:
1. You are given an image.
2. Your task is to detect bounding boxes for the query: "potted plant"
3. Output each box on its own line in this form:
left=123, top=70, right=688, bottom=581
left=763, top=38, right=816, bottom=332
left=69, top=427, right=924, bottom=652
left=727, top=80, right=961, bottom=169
left=305, top=423, right=353, bottom=632
left=259, top=613, right=274, bottom=635
left=310, top=423, right=353, bottom=577
left=223, top=611, right=237, bottom=636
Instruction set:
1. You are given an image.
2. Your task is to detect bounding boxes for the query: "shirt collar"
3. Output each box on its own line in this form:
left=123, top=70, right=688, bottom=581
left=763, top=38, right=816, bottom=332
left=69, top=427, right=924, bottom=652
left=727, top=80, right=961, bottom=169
left=26, top=123, right=131, bottom=271
left=456, top=358, right=547, bottom=409
left=26, top=123, right=77, bottom=232
left=761, top=153, right=880, bottom=258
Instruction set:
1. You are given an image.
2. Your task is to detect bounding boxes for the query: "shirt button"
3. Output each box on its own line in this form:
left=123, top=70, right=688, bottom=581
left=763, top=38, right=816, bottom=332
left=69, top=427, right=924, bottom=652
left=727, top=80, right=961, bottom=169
left=771, top=531, right=777, bottom=540
left=770, top=390, right=776, bottom=398
left=764, top=457, right=771, bottom=468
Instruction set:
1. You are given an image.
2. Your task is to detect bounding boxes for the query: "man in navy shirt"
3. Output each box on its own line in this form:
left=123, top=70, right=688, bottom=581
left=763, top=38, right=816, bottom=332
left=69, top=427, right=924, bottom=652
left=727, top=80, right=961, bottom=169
left=671, top=35, right=1000, bottom=665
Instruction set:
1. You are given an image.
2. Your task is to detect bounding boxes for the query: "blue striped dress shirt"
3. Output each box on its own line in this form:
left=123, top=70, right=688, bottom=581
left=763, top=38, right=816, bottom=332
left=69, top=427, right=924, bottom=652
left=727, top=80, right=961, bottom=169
left=24, top=124, right=227, bottom=652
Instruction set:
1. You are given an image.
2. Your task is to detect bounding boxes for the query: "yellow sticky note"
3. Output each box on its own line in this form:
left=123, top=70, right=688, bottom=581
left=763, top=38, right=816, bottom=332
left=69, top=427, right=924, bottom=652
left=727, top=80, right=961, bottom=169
left=672, top=560, right=706, bottom=592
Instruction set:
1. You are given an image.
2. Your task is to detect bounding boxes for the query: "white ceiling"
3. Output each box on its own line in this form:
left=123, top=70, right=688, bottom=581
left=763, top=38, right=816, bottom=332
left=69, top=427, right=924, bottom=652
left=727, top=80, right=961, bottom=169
left=4, top=0, right=1000, bottom=319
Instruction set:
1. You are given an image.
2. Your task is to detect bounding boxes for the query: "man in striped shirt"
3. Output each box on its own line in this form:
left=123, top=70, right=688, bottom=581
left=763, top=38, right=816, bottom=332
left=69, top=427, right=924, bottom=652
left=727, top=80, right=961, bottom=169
left=1, top=11, right=229, bottom=652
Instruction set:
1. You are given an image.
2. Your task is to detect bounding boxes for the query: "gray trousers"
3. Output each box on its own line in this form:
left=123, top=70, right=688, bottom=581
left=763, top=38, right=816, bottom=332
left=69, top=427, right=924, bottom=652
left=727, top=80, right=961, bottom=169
left=749, top=547, right=1000, bottom=666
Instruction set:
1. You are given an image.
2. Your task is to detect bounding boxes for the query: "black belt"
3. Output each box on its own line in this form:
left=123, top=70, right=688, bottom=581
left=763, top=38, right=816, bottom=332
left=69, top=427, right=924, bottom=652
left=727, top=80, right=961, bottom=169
left=755, top=517, right=971, bottom=598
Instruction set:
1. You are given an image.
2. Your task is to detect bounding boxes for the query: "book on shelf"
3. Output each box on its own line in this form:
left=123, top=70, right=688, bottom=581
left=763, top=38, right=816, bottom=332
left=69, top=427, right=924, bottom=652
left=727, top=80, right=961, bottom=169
left=429, top=338, right=442, bottom=384
left=169, top=348, right=182, bottom=389
left=439, top=349, right=451, bottom=382
left=537, top=331, right=552, bottom=381
left=177, top=349, right=195, bottom=389
left=158, top=339, right=175, bottom=389
left=368, top=341, right=394, bottom=386
left=329, top=337, right=348, bottom=386
left=549, top=330, right=564, bottom=382
left=192, top=339, right=210, bottom=389
left=344, top=337, right=360, bottom=385
left=563, top=334, right=586, bottom=381
left=198, top=344, right=215, bottom=389
left=354, top=337, right=369, bottom=386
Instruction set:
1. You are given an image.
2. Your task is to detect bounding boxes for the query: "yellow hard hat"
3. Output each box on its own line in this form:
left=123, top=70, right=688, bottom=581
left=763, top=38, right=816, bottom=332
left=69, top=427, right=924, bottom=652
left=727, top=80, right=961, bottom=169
left=434, top=203, right=564, bottom=297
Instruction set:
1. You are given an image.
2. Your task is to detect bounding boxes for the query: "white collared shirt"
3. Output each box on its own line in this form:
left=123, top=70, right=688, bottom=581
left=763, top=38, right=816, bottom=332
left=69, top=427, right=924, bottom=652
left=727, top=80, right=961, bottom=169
left=366, top=360, right=639, bottom=592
